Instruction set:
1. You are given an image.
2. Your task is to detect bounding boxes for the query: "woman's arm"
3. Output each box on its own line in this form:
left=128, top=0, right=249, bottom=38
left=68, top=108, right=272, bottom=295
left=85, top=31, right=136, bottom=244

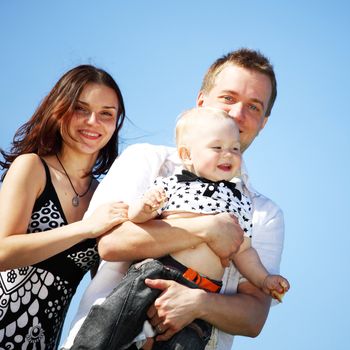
left=0, top=154, right=127, bottom=270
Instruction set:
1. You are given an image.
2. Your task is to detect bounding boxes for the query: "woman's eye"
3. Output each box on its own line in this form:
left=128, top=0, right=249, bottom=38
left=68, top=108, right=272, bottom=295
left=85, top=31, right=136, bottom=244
left=75, top=106, right=87, bottom=113
left=100, top=111, right=115, bottom=119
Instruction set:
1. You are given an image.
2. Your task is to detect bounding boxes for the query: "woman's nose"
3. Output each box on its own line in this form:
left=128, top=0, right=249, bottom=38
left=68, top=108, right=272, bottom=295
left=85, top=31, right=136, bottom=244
left=86, top=112, right=98, bottom=124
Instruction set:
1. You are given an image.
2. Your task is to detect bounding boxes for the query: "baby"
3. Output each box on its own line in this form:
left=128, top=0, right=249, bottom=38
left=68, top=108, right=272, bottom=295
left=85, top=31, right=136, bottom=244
left=70, top=107, right=289, bottom=350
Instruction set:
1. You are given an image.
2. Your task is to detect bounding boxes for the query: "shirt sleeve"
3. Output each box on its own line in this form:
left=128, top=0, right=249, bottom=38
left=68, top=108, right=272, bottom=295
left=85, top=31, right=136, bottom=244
left=238, top=194, right=284, bottom=287
left=251, top=195, right=285, bottom=276
left=237, top=195, right=284, bottom=309
left=84, top=143, right=172, bottom=218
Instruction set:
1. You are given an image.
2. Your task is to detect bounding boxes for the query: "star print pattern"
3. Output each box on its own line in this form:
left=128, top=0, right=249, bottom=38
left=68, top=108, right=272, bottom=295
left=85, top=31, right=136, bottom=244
left=154, top=172, right=252, bottom=237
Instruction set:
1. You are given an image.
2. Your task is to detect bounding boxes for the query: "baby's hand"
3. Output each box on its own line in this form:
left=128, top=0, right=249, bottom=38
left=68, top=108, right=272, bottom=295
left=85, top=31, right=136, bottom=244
left=262, top=275, right=290, bottom=302
left=142, top=187, right=167, bottom=213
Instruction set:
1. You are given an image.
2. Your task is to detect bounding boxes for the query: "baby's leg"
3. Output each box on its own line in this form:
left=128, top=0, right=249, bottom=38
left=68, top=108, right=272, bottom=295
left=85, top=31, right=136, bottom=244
left=70, top=260, right=165, bottom=350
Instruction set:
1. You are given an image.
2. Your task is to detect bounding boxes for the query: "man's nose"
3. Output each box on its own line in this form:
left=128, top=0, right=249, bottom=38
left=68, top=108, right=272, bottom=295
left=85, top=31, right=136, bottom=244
left=227, top=102, right=244, bottom=121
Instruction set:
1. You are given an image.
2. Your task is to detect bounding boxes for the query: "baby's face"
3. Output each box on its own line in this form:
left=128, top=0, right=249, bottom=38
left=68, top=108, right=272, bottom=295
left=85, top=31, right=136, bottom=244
left=188, top=117, right=241, bottom=181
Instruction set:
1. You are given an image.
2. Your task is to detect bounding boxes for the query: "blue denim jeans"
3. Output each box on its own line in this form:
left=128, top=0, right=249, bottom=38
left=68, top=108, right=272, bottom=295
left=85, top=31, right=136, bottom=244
left=70, top=259, right=212, bottom=350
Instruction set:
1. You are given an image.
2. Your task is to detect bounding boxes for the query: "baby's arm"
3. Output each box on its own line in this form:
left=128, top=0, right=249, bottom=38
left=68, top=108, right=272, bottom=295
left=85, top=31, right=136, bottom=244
left=128, top=187, right=167, bottom=223
left=232, top=238, right=290, bottom=302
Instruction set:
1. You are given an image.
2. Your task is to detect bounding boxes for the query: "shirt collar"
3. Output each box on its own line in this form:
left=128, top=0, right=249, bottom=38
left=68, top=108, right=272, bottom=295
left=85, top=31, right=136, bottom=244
left=240, top=159, right=259, bottom=196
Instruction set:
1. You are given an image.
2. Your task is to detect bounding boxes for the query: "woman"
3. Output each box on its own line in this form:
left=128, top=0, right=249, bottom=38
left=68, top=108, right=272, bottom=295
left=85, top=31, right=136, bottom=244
left=0, top=65, right=128, bottom=349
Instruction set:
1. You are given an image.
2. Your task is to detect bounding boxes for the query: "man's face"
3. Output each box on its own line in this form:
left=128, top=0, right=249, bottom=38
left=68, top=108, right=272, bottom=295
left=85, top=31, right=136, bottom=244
left=197, top=64, right=272, bottom=152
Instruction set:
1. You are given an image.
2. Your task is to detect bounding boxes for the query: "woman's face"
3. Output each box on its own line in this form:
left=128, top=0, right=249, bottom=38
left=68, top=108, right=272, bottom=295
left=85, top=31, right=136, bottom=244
left=63, top=83, right=119, bottom=156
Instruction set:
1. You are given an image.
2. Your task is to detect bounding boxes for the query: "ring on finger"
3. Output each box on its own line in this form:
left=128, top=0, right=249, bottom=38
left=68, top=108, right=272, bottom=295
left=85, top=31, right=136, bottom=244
left=156, top=325, right=163, bottom=334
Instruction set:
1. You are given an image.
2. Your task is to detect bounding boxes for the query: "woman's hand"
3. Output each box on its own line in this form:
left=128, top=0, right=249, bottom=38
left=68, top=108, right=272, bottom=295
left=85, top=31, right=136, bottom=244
left=84, top=201, right=129, bottom=238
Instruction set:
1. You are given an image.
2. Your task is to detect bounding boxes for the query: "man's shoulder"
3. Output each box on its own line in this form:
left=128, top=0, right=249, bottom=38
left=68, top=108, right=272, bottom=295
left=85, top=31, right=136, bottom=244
left=119, top=143, right=179, bottom=176
left=249, top=189, right=284, bottom=231
left=252, top=189, right=283, bottom=216
left=122, top=143, right=176, bottom=155
left=239, top=162, right=283, bottom=219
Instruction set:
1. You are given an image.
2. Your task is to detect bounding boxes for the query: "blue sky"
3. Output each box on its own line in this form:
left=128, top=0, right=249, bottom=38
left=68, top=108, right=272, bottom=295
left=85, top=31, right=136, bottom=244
left=1, top=1, right=350, bottom=349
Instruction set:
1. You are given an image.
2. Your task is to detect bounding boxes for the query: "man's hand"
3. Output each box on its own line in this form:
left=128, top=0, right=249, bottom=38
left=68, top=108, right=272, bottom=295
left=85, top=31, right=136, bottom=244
left=145, top=278, right=206, bottom=341
left=203, top=212, right=244, bottom=266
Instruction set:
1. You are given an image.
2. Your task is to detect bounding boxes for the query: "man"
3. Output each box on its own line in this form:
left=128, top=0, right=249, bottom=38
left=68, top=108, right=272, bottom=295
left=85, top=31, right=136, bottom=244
left=63, top=48, right=284, bottom=350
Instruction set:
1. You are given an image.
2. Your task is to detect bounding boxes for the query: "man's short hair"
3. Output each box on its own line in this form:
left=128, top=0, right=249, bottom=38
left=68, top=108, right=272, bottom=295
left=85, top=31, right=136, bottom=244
left=200, top=48, right=277, bottom=117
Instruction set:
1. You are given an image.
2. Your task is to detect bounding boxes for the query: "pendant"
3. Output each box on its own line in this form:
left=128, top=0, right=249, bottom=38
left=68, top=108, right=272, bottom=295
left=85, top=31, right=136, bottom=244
left=72, top=195, right=80, bottom=207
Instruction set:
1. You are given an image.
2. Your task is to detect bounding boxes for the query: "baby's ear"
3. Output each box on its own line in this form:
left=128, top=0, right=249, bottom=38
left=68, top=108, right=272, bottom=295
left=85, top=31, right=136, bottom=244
left=178, top=145, right=192, bottom=167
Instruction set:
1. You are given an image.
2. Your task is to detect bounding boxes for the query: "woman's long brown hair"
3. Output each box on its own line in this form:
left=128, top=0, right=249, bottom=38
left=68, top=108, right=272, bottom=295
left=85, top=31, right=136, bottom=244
left=0, top=65, right=126, bottom=180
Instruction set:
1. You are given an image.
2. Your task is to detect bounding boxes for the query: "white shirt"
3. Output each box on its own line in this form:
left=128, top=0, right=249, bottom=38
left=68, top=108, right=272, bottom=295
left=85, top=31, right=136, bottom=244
left=62, top=143, right=284, bottom=350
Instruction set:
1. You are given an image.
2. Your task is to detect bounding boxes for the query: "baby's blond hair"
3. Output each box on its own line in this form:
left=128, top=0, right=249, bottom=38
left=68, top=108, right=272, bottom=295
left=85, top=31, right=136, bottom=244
left=175, top=107, right=232, bottom=147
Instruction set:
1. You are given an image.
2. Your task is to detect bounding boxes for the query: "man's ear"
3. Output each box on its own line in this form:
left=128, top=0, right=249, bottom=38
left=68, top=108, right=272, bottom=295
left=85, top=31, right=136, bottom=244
left=257, top=116, right=269, bottom=135
left=261, top=116, right=269, bottom=130
left=178, top=145, right=192, bottom=167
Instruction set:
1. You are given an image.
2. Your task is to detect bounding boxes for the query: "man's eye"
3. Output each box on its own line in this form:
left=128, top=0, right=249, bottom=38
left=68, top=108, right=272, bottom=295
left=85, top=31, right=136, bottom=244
left=248, top=104, right=260, bottom=112
left=223, top=96, right=234, bottom=102
left=211, top=146, right=221, bottom=150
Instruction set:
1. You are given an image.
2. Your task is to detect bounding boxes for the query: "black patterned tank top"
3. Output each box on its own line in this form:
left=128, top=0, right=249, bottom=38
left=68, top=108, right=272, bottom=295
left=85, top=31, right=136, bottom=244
left=0, top=158, right=99, bottom=349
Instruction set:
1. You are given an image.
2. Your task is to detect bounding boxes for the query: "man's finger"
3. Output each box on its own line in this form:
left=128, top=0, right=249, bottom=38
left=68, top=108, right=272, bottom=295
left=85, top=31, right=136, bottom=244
left=147, top=304, right=156, bottom=318
left=156, top=328, right=174, bottom=342
left=145, top=278, right=172, bottom=290
left=141, top=338, right=154, bottom=350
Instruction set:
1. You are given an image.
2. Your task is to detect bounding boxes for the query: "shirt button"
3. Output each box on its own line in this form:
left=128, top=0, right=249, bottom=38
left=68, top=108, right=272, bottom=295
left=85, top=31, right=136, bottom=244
left=209, top=185, right=214, bottom=191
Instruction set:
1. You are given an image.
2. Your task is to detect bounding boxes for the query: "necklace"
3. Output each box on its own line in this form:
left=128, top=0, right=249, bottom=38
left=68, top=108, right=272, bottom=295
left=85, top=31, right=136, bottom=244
left=55, top=154, right=93, bottom=207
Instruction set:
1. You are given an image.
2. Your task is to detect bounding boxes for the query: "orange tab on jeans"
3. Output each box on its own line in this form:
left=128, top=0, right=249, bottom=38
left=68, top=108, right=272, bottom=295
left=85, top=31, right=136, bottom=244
left=183, top=268, right=221, bottom=293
